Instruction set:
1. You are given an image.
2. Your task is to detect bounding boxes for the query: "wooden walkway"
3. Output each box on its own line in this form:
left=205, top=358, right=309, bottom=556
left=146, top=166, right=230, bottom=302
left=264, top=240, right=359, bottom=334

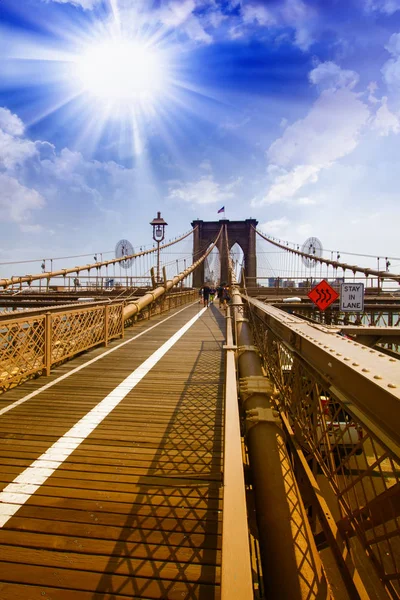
left=0, top=302, right=226, bottom=600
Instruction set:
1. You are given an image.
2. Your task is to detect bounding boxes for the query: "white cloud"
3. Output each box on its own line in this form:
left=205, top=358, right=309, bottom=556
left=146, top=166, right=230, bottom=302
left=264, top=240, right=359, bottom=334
left=296, top=223, right=313, bottom=236
left=0, top=107, right=137, bottom=233
left=386, top=32, right=400, bottom=55
left=256, top=85, right=369, bottom=205
left=157, top=0, right=195, bottom=27
left=365, top=0, right=400, bottom=14
left=259, top=217, right=290, bottom=234
left=0, top=107, right=25, bottom=136
left=257, top=165, right=320, bottom=205
left=220, top=116, right=251, bottom=131
left=268, top=88, right=369, bottom=169
left=168, top=174, right=237, bottom=205
left=199, top=159, right=212, bottom=171
left=228, top=26, right=244, bottom=40
left=309, top=62, right=359, bottom=90
left=0, top=130, right=37, bottom=170
left=183, top=17, right=213, bottom=44
left=0, top=107, right=37, bottom=170
left=0, top=173, right=45, bottom=223
left=242, top=4, right=275, bottom=26
left=241, top=0, right=315, bottom=50
left=42, top=0, right=101, bottom=9
left=367, top=81, right=379, bottom=104
left=155, top=0, right=212, bottom=44
left=281, top=0, right=315, bottom=50
left=19, top=224, right=44, bottom=233
left=371, top=96, right=400, bottom=135
left=382, top=33, right=400, bottom=92
left=297, top=196, right=317, bottom=205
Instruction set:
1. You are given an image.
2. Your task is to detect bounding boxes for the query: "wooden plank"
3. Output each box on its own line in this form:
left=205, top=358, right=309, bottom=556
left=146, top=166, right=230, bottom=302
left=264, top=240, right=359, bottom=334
left=0, top=533, right=220, bottom=584
left=0, top=456, right=223, bottom=477
left=0, top=582, right=155, bottom=600
left=0, top=448, right=224, bottom=465
left=15, top=490, right=222, bottom=522
left=0, top=563, right=220, bottom=600
left=9, top=503, right=223, bottom=534
left=0, top=305, right=227, bottom=599
left=0, top=530, right=222, bottom=564
left=1, top=484, right=223, bottom=510
left=3, top=516, right=222, bottom=549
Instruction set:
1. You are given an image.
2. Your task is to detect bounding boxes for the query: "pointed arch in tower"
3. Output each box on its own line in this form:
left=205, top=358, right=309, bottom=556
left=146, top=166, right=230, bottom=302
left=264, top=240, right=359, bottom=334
left=191, top=218, right=258, bottom=287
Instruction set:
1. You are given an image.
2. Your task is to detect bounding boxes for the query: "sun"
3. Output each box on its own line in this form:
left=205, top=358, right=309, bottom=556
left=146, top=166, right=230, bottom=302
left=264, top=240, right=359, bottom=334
left=76, top=38, right=167, bottom=104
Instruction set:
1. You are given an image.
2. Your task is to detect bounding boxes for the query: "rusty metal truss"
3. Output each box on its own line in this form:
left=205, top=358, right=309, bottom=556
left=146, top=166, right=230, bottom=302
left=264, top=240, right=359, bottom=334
left=246, top=296, right=400, bottom=599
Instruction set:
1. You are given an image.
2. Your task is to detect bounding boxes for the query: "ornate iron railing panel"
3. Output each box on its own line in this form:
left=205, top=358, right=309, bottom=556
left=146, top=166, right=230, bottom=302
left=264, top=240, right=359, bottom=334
left=51, top=306, right=105, bottom=363
left=0, top=290, right=197, bottom=393
left=108, top=303, right=123, bottom=340
left=0, top=304, right=124, bottom=392
left=0, top=316, right=46, bottom=391
left=247, top=297, right=400, bottom=599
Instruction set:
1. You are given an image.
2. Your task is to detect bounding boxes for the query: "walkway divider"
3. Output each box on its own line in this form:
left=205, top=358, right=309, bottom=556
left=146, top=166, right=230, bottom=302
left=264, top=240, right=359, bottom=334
left=221, top=306, right=253, bottom=599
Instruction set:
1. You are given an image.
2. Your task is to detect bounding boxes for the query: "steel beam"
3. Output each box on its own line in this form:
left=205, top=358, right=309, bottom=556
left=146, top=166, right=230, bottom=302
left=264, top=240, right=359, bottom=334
left=230, top=287, right=329, bottom=599
left=246, top=297, right=400, bottom=456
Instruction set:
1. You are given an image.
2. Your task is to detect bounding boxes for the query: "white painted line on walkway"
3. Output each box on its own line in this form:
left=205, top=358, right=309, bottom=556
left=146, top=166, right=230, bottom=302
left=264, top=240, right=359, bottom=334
left=0, top=307, right=207, bottom=527
left=0, top=302, right=198, bottom=417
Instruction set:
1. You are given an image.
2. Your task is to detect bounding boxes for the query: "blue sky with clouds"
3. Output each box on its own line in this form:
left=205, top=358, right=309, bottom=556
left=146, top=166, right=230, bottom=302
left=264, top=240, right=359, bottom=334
left=0, top=0, right=400, bottom=276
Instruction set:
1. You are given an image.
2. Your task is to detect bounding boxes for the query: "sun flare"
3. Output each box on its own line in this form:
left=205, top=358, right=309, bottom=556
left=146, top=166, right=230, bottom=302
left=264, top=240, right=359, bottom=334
left=76, top=39, right=167, bottom=103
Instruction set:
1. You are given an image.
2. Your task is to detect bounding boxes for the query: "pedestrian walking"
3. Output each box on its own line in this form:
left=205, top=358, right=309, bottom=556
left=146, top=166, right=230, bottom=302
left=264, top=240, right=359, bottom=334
left=202, top=284, right=211, bottom=307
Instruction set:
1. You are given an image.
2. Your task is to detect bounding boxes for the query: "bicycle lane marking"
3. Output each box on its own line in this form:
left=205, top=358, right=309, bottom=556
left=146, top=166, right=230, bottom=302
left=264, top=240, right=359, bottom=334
left=0, top=306, right=207, bottom=527
left=0, top=302, right=198, bottom=418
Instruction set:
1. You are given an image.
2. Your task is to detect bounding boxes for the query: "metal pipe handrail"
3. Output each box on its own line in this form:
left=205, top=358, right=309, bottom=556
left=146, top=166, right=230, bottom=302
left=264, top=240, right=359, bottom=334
left=226, top=230, right=328, bottom=599
left=228, top=286, right=328, bottom=597
left=221, top=305, right=253, bottom=599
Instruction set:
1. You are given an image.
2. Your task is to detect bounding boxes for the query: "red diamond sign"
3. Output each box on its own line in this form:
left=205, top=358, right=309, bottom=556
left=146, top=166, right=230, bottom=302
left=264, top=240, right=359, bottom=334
left=308, top=279, right=339, bottom=311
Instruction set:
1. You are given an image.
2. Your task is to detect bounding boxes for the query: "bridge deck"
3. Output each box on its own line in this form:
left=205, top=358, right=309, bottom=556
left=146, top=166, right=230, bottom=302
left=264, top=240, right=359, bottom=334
left=0, top=302, right=225, bottom=600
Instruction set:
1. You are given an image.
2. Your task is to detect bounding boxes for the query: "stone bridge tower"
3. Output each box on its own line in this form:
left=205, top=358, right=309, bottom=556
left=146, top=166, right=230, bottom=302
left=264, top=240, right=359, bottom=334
left=191, top=218, right=258, bottom=288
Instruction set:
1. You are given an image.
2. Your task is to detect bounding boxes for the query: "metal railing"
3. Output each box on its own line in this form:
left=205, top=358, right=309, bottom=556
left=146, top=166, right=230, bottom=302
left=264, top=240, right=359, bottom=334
left=246, top=296, right=400, bottom=599
left=0, top=289, right=199, bottom=393
left=0, top=303, right=124, bottom=392
left=0, top=225, right=224, bottom=393
left=221, top=306, right=253, bottom=599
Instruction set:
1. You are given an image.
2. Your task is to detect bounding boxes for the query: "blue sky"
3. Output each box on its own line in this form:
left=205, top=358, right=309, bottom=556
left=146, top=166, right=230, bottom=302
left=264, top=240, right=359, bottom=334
left=1, top=0, right=400, bottom=277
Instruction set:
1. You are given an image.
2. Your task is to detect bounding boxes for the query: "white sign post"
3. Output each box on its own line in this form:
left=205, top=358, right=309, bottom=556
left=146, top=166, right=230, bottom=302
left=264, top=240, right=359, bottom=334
left=340, top=283, right=364, bottom=312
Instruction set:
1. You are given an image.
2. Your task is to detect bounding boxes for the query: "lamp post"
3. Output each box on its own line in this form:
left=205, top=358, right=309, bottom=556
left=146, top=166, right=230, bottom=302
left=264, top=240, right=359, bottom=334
left=150, top=212, right=168, bottom=284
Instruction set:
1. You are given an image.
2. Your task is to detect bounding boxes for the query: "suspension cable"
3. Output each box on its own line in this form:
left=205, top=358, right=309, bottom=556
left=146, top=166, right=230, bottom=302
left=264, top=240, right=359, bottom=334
left=124, top=226, right=223, bottom=319
left=254, top=227, right=400, bottom=284
left=0, top=228, right=197, bottom=289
